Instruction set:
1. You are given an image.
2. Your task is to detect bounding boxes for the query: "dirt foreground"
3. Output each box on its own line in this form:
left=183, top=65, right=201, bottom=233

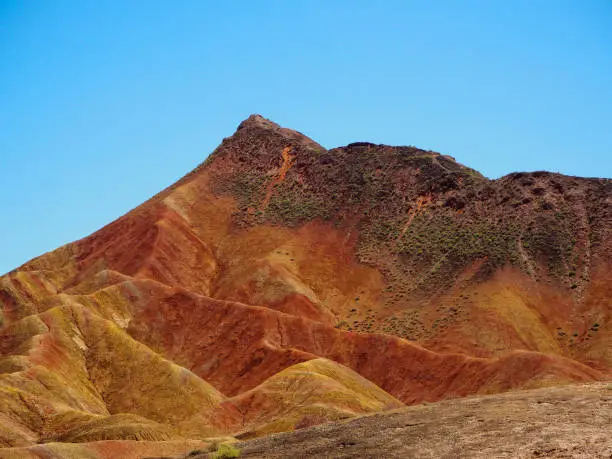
left=230, top=382, right=612, bottom=458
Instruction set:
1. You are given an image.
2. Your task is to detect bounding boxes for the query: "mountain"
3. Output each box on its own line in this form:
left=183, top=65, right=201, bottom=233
left=0, top=115, right=610, bottom=457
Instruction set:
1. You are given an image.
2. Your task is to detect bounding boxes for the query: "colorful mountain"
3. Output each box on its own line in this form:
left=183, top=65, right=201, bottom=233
left=0, top=115, right=609, bottom=457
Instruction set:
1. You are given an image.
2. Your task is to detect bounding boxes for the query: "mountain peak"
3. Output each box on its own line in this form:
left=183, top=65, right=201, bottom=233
left=237, top=114, right=280, bottom=131
left=232, top=114, right=325, bottom=151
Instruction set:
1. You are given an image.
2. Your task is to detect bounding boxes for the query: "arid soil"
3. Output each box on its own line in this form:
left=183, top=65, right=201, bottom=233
left=232, top=382, right=612, bottom=458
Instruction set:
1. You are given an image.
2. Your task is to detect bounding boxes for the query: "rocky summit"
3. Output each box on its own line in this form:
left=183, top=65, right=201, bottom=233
left=1, top=115, right=610, bottom=458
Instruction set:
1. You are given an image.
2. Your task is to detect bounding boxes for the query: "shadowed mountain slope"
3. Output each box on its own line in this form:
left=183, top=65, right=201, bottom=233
left=0, top=115, right=610, bottom=456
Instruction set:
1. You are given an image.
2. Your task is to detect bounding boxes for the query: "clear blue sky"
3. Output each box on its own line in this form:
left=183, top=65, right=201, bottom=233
left=1, top=1, right=611, bottom=274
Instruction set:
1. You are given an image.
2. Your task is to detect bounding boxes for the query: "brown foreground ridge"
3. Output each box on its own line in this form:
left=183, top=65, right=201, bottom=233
left=229, top=382, right=612, bottom=459
left=0, top=115, right=610, bottom=457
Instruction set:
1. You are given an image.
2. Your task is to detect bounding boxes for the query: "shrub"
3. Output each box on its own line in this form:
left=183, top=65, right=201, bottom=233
left=210, top=443, right=241, bottom=458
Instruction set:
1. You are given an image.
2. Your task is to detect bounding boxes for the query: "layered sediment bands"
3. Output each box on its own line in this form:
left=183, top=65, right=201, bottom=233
left=227, top=358, right=404, bottom=438
left=123, top=280, right=601, bottom=403
left=0, top=301, right=241, bottom=445
left=0, top=115, right=610, bottom=455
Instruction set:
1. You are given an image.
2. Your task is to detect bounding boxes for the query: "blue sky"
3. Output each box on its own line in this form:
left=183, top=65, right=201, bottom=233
left=1, top=1, right=611, bottom=274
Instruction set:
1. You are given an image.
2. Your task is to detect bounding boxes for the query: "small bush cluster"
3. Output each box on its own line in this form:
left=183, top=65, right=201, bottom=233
left=206, top=442, right=241, bottom=459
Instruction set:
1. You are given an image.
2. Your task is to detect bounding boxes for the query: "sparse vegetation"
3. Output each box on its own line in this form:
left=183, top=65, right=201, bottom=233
left=209, top=443, right=241, bottom=458
left=215, top=125, right=602, bottom=313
